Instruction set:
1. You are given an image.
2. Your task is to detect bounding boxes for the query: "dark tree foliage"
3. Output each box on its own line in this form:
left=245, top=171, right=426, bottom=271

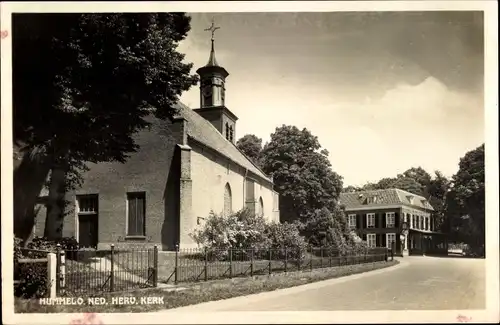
left=13, top=13, right=198, bottom=241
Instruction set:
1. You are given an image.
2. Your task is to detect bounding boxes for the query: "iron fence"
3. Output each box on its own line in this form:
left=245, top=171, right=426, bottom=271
left=56, top=245, right=392, bottom=295
left=59, top=245, right=158, bottom=296
left=161, top=246, right=392, bottom=284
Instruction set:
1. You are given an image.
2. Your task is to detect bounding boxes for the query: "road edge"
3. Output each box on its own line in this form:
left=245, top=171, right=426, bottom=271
left=159, top=258, right=409, bottom=312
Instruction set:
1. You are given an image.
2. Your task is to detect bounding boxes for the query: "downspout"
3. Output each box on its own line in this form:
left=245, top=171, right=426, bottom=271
left=243, top=168, right=248, bottom=208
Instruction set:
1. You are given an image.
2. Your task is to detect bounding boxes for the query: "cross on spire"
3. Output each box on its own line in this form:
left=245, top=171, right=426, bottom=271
left=204, top=18, right=220, bottom=41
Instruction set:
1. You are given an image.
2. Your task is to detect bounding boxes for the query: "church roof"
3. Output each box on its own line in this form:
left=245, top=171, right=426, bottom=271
left=339, top=188, right=434, bottom=211
left=175, top=102, right=273, bottom=184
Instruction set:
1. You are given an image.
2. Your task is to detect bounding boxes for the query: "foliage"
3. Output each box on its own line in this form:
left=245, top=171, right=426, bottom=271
left=260, top=125, right=343, bottom=222
left=445, top=144, right=485, bottom=253
left=236, top=134, right=263, bottom=167
left=27, top=236, right=80, bottom=252
left=300, top=207, right=365, bottom=255
left=190, top=209, right=306, bottom=260
left=264, top=221, right=308, bottom=259
left=13, top=13, right=198, bottom=241
left=190, top=209, right=271, bottom=259
left=14, top=237, right=50, bottom=299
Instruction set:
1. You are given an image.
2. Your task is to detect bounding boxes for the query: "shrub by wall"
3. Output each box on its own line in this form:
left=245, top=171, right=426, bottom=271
left=14, top=236, right=79, bottom=299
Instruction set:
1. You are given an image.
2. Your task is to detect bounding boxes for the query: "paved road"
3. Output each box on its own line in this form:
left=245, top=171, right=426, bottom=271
left=166, top=256, right=485, bottom=311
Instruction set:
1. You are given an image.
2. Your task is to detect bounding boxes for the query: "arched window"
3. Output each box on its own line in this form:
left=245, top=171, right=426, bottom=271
left=258, top=197, right=264, bottom=217
left=224, top=183, right=232, bottom=216
left=229, top=126, right=234, bottom=142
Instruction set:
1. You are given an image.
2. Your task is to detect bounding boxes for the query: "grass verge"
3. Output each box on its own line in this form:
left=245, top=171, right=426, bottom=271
left=15, top=260, right=398, bottom=313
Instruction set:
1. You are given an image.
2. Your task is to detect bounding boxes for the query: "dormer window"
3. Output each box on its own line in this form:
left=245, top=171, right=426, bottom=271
left=366, top=196, right=378, bottom=204
left=407, top=195, right=414, bottom=204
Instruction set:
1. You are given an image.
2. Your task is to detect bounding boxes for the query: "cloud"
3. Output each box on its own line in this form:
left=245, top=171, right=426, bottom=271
left=327, top=77, right=484, bottom=185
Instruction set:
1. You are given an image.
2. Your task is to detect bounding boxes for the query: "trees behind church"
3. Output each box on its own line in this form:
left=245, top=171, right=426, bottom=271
left=237, top=126, right=354, bottom=250
left=12, top=13, right=198, bottom=242
left=236, top=134, right=263, bottom=167
left=444, top=144, right=485, bottom=255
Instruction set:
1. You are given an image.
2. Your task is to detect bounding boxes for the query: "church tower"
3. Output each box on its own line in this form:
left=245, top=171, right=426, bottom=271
left=194, top=20, right=238, bottom=144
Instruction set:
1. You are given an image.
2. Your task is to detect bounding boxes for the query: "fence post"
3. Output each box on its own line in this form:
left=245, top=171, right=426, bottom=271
left=329, top=249, right=332, bottom=267
left=47, top=252, right=57, bottom=298
left=385, top=248, right=388, bottom=262
left=174, top=244, right=179, bottom=284
left=268, top=248, right=272, bottom=275
left=110, top=244, right=115, bottom=292
left=284, top=247, right=288, bottom=273
left=391, top=241, right=395, bottom=261
left=229, top=247, right=233, bottom=278
left=153, top=245, right=158, bottom=287
left=204, top=247, right=208, bottom=281
left=250, top=248, right=254, bottom=277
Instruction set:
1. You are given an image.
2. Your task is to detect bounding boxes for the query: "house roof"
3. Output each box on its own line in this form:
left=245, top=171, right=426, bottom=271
left=175, top=102, right=273, bottom=184
left=339, top=188, right=434, bottom=211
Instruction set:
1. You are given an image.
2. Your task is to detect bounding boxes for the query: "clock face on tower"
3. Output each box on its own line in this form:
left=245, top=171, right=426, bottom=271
left=202, top=85, right=212, bottom=97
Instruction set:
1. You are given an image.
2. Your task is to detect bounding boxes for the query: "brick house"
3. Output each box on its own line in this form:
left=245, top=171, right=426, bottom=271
left=33, top=35, right=280, bottom=251
left=339, top=188, right=447, bottom=256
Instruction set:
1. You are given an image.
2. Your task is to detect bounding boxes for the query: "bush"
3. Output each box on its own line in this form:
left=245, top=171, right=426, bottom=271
left=27, top=236, right=79, bottom=259
left=27, top=236, right=79, bottom=252
left=190, top=209, right=307, bottom=261
left=265, top=221, right=308, bottom=259
left=14, top=237, right=51, bottom=299
left=14, top=236, right=79, bottom=299
left=302, top=206, right=369, bottom=255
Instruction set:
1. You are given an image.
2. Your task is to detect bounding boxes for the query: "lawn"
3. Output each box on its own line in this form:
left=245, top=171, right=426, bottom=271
left=15, top=259, right=398, bottom=313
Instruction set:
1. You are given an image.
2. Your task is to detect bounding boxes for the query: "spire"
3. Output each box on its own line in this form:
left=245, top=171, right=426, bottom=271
left=204, top=18, right=221, bottom=67
left=206, top=38, right=219, bottom=67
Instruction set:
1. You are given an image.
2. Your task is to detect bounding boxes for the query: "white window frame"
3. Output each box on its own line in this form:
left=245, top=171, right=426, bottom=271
left=367, top=234, right=376, bottom=248
left=348, top=214, right=357, bottom=229
left=386, top=233, right=396, bottom=249
left=366, top=213, right=375, bottom=228
left=386, top=212, right=395, bottom=228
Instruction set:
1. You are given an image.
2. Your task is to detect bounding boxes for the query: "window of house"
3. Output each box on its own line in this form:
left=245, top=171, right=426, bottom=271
left=348, top=214, right=357, bottom=229
left=127, top=192, right=146, bottom=237
left=225, top=123, right=230, bottom=141
left=224, top=183, right=232, bottom=216
left=415, top=215, right=420, bottom=229
left=258, top=197, right=264, bottom=217
left=386, top=233, right=396, bottom=249
left=420, top=217, right=424, bottom=230
left=366, top=234, right=376, bottom=248
left=386, top=212, right=395, bottom=228
left=366, top=213, right=375, bottom=228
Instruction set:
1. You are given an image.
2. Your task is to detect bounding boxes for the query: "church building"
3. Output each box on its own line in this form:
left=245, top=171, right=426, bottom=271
left=33, top=27, right=280, bottom=251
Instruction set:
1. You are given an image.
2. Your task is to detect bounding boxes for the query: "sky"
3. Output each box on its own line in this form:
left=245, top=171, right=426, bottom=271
left=177, top=12, right=485, bottom=187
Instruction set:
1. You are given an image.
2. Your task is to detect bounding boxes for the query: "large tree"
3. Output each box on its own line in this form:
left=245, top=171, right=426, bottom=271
left=236, top=134, right=263, bottom=167
left=259, top=125, right=343, bottom=223
left=426, top=170, right=451, bottom=231
left=13, top=13, right=198, bottom=241
left=445, top=144, right=485, bottom=253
